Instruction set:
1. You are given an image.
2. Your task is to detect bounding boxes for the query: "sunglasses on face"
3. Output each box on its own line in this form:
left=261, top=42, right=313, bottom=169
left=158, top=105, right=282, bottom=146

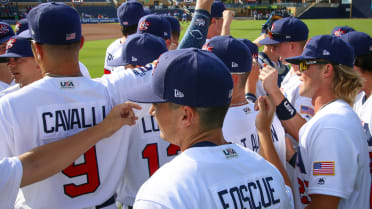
left=299, top=60, right=329, bottom=72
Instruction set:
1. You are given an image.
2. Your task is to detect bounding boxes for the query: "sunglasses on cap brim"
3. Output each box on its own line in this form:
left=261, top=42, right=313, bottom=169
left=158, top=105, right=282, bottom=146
left=299, top=60, right=330, bottom=72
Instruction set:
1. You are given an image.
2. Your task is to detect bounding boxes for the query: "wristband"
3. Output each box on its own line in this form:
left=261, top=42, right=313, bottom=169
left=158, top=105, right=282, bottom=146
left=288, top=152, right=297, bottom=168
left=276, top=98, right=296, bottom=120
left=245, top=93, right=257, bottom=103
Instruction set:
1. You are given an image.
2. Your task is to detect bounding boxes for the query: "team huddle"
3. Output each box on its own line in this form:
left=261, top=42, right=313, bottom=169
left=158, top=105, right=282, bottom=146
left=0, top=0, right=371, bottom=208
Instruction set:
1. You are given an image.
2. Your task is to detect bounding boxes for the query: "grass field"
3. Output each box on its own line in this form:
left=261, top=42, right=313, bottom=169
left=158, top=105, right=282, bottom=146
left=80, top=18, right=372, bottom=78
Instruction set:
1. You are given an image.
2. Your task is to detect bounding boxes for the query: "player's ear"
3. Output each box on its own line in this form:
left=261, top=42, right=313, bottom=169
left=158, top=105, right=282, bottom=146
left=79, top=36, right=85, bottom=50
left=322, top=63, right=334, bottom=79
left=31, top=41, right=43, bottom=64
left=180, top=105, right=195, bottom=128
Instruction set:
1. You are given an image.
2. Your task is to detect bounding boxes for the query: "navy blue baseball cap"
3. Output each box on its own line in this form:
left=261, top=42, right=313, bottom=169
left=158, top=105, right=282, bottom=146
left=117, top=1, right=144, bottom=26
left=331, top=26, right=355, bottom=37
left=108, top=33, right=167, bottom=67
left=127, top=48, right=233, bottom=107
left=27, top=3, right=81, bottom=44
left=0, top=22, right=15, bottom=44
left=286, top=35, right=355, bottom=67
left=137, top=15, right=171, bottom=40
left=205, top=36, right=252, bottom=73
left=259, top=17, right=309, bottom=45
left=163, top=16, right=180, bottom=33
left=15, top=19, right=29, bottom=35
left=340, top=31, right=372, bottom=57
left=238, top=38, right=258, bottom=59
left=0, top=36, right=33, bottom=62
left=211, top=1, right=225, bottom=18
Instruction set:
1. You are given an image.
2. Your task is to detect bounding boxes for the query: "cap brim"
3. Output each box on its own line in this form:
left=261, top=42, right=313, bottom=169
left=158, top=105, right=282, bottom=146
left=127, top=82, right=167, bottom=103
left=18, top=30, right=32, bottom=39
left=259, top=37, right=281, bottom=45
left=285, top=55, right=316, bottom=65
left=107, top=57, right=129, bottom=67
left=0, top=53, right=26, bottom=59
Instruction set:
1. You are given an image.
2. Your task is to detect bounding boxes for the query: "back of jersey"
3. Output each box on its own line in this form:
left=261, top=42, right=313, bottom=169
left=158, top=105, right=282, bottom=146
left=0, top=76, right=130, bottom=209
left=117, top=104, right=180, bottom=207
left=135, top=144, right=293, bottom=209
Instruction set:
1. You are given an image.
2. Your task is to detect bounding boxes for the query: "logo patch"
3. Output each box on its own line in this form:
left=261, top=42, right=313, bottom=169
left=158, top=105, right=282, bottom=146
left=174, top=89, right=184, bottom=98
left=60, top=81, right=75, bottom=89
left=139, top=21, right=150, bottom=31
left=194, top=18, right=205, bottom=27
left=123, top=21, right=129, bottom=25
left=322, top=49, right=330, bottom=56
left=300, top=105, right=314, bottom=116
left=232, top=62, right=239, bottom=68
left=66, top=33, right=76, bottom=41
left=223, top=148, right=238, bottom=159
left=313, top=161, right=335, bottom=176
left=0, top=23, right=9, bottom=35
left=6, top=38, right=16, bottom=50
left=132, top=56, right=138, bottom=62
left=317, top=178, right=325, bottom=185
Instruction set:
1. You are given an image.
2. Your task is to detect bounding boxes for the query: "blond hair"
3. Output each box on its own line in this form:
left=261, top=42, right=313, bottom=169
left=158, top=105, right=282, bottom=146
left=331, top=64, right=363, bottom=106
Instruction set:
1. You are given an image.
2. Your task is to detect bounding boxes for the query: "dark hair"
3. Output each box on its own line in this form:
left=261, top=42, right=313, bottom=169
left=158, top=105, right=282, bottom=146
left=121, top=24, right=138, bottom=37
left=355, top=54, right=372, bottom=73
left=169, top=103, right=229, bottom=131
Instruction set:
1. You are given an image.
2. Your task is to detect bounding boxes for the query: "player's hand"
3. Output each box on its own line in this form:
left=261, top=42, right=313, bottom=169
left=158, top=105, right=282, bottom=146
left=255, top=96, right=275, bottom=133
left=100, top=102, right=142, bottom=136
left=223, top=10, right=234, bottom=25
left=259, top=64, right=281, bottom=95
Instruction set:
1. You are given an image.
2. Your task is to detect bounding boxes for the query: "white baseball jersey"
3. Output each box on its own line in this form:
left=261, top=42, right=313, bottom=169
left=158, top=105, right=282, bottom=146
left=0, top=76, right=134, bottom=209
left=104, top=39, right=123, bottom=74
left=116, top=105, right=180, bottom=207
left=79, top=61, right=91, bottom=78
left=0, top=79, right=15, bottom=92
left=282, top=75, right=314, bottom=121
left=222, top=103, right=287, bottom=167
left=134, top=143, right=294, bottom=209
left=294, top=99, right=370, bottom=209
left=0, top=157, right=23, bottom=209
left=0, top=83, right=20, bottom=98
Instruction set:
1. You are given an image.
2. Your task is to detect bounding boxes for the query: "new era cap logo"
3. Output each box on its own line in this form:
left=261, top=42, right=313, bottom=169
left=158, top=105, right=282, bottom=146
left=123, top=21, right=129, bottom=25
left=322, top=49, right=330, bottom=56
left=174, top=89, right=184, bottom=98
left=132, top=56, right=138, bottom=62
left=232, top=62, right=239, bottom=68
left=66, top=33, right=76, bottom=41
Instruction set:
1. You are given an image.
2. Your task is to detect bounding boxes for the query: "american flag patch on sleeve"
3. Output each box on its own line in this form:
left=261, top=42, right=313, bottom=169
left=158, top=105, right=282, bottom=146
left=300, top=105, right=314, bottom=116
left=313, top=161, right=335, bottom=176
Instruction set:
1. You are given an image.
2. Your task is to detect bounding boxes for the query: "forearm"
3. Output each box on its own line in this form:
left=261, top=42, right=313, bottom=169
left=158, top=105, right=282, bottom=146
left=268, top=89, right=305, bottom=141
left=19, top=122, right=109, bottom=187
left=177, top=9, right=211, bottom=49
left=258, top=129, right=293, bottom=193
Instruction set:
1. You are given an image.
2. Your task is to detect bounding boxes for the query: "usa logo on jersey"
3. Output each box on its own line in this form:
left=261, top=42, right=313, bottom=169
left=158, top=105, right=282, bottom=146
left=223, top=148, right=238, bottom=159
left=139, top=21, right=150, bottom=31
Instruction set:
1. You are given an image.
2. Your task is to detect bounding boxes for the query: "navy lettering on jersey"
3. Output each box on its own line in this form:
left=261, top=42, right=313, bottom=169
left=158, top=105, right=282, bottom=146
left=271, top=125, right=279, bottom=142
left=217, top=177, right=280, bottom=209
left=107, top=53, right=113, bottom=62
left=42, top=106, right=106, bottom=134
left=131, top=64, right=153, bottom=77
left=141, top=116, right=160, bottom=133
left=296, top=147, right=307, bottom=174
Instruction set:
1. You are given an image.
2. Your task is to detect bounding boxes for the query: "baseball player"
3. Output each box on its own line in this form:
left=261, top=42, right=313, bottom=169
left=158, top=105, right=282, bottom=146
left=258, top=17, right=313, bottom=141
left=127, top=48, right=294, bottom=209
left=136, top=14, right=172, bottom=48
left=0, top=22, right=15, bottom=91
left=163, top=15, right=180, bottom=50
left=331, top=25, right=355, bottom=37
left=0, top=35, right=40, bottom=97
left=15, top=18, right=29, bottom=35
left=103, top=1, right=144, bottom=74
left=205, top=36, right=287, bottom=167
left=340, top=31, right=372, bottom=207
left=0, top=102, right=141, bottom=209
left=264, top=34, right=370, bottom=209
left=206, top=0, right=225, bottom=41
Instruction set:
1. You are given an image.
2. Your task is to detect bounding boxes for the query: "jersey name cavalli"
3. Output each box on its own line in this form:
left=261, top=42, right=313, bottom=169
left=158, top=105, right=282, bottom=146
left=39, top=104, right=107, bottom=135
